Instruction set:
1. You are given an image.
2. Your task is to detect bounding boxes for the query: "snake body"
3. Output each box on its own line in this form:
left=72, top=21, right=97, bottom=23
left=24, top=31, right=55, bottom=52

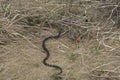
left=42, top=29, right=62, bottom=76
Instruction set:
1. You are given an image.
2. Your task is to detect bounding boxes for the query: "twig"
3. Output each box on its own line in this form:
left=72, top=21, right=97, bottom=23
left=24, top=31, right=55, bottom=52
left=11, top=32, right=39, bottom=49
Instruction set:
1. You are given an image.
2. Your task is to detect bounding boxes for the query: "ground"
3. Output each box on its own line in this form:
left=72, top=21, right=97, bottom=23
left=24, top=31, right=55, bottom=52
left=0, top=25, right=120, bottom=80
left=0, top=0, right=120, bottom=80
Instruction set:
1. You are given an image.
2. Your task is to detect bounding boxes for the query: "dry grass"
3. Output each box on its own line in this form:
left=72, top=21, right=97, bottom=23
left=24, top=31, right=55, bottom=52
left=0, top=0, right=120, bottom=80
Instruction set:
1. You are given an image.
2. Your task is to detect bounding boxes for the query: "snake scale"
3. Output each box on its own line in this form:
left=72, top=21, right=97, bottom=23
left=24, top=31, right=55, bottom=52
left=42, top=29, right=63, bottom=79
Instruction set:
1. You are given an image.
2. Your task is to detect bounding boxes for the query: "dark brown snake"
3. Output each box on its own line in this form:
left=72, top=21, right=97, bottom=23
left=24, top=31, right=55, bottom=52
left=42, top=29, right=63, bottom=79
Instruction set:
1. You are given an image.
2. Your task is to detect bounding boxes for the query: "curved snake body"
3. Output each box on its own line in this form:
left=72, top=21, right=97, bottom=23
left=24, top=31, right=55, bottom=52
left=42, top=30, right=62, bottom=75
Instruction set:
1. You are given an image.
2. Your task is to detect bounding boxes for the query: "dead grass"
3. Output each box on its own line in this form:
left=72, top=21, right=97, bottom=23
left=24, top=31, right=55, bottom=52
left=0, top=0, right=120, bottom=80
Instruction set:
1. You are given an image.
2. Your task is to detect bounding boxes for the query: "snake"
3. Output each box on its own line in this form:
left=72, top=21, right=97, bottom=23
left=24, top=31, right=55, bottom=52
left=42, top=29, right=63, bottom=79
